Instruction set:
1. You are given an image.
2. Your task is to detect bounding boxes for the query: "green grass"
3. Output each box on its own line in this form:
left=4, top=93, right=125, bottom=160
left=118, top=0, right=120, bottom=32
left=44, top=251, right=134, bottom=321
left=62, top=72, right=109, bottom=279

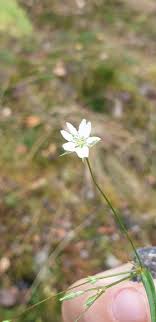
left=0, top=0, right=156, bottom=321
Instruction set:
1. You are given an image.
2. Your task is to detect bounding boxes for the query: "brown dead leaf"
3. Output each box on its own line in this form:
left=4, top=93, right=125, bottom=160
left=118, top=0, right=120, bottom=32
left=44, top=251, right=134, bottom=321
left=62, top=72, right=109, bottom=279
left=53, top=227, right=67, bottom=239
left=146, top=175, right=156, bottom=187
left=41, top=144, right=57, bottom=158
left=16, top=144, right=28, bottom=155
left=25, top=115, right=41, bottom=128
left=97, top=225, right=115, bottom=235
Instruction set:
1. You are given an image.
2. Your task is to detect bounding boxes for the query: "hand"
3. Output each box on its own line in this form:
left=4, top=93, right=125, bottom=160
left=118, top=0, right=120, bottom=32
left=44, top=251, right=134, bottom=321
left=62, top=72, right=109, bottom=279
left=62, top=263, right=154, bottom=322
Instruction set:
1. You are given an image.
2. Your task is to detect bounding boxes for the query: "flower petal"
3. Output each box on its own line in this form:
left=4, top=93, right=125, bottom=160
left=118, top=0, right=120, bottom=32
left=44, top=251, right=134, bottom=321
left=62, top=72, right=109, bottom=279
left=75, top=146, right=89, bottom=158
left=66, top=122, right=78, bottom=136
left=63, top=142, right=76, bottom=151
left=87, top=136, right=101, bottom=147
left=61, top=130, right=73, bottom=141
left=84, top=121, right=91, bottom=138
left=78, top=119, right=87, bottom=137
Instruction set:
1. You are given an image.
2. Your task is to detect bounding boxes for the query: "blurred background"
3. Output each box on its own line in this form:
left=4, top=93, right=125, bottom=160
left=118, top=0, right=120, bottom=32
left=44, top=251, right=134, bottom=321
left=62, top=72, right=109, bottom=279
left=0, top=0, right=156, bottom=321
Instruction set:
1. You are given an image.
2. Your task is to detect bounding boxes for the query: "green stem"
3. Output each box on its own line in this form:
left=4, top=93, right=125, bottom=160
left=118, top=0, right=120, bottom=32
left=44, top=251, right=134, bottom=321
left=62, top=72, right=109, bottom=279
left=70, top=270, right=136, bottom=290
left=77, top=275, right=131, bottom=294
left=5, top=290, right=66, bottom=322
left=86, top=158, right=142, bottom=267
left=74, top=275, right=131, bottom=322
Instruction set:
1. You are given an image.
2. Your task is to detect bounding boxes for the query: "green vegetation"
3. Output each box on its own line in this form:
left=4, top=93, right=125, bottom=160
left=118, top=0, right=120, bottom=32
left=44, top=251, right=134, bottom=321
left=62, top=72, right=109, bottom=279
left=0, top=0, right=32, bottom=36
left=0, top=0, right=156, bottom=321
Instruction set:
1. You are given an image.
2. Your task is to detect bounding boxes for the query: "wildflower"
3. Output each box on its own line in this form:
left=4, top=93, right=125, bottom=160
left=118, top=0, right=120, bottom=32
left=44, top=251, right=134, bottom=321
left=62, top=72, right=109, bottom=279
left=61, top=119, right=101, bottom=158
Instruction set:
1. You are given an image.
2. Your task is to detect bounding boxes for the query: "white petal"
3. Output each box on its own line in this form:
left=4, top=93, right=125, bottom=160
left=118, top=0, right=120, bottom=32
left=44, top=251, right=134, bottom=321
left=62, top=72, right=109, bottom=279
left=78, top=119, right=87, bottom=137
left=75, top=146, right=89, bottom=158
left=61, top=130, right=73, bottom=141
left=84, top=121, right=91, bottom=138
left=63, top=142, right=76, bottom=151
left=87, top=136, right=101, bottom=147
left=66, top=122, right=78, bottom=136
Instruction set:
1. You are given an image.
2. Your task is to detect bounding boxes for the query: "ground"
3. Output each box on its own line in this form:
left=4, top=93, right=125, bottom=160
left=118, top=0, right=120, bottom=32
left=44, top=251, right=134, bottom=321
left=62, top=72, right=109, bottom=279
left=0, top=1, right=156, bottom=321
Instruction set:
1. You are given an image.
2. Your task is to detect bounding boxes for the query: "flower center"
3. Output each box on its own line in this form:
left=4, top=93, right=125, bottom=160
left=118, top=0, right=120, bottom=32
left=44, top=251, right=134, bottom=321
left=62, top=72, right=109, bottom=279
left=76, top=137, right=86, bottom=148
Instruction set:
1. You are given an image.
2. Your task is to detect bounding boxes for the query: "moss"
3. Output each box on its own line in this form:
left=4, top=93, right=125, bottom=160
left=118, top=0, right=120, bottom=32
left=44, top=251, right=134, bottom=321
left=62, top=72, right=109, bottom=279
left=11, top=253, right=35, bottom=283
left=80, top=62, right=116, bottom=112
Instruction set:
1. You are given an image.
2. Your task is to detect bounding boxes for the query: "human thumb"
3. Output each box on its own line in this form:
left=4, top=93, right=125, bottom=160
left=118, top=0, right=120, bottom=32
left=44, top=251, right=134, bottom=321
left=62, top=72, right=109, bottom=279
left=62, top=263, right=152, bottom=322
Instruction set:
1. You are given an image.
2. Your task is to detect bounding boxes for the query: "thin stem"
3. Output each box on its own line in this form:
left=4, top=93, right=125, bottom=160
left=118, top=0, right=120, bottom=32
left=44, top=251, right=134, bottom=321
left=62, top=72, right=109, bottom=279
left=7, top=275, right=132, bottom=322
left=83, top=275, right=131, bottom=294
left=74, top=275, right=131, bottom=322
left=69, top=270, right=136, bottom=290
left=105, top=275, right=131, bottom=289
left=7, top=290, right=66, bottom=321
left=86, top=158, right=142, bottom=267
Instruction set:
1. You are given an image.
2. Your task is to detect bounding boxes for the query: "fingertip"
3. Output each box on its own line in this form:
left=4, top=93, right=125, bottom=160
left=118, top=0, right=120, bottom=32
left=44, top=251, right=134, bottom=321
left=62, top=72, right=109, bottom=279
left=62, top=301, right=69, bottom=322
left=96, top=281, right=150, bottom=322
left=71, top=281, right=150, bottom=322
left=61, top=264, right=153, bottom=322
left=62, top=294, right=85, bottom=322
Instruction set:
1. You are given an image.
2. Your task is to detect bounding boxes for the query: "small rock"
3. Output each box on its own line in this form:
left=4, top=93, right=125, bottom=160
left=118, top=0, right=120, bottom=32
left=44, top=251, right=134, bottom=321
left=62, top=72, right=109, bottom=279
left=99, top=52, right=108, bottom=60
left=111, top=233, right=120, bottom=241
left=35, top=247, right=49, bottom=268
left=140, top=83, right=156, bottom=100
left=1, top=107, right=12, bottom=118
left=53, top=61, right=67, bottom=77
left=119, top=91, right=131, bottom=103
left=80, top=249, right=89, bottom=259
left=134, top=247, right=156, bottom=279
left=0, top=257, right=10, bottom=274
left=76, top=0, right=86, bottom=9
left=0, top=287, right=19, bottom=307
left=106, top=254, right=121, bottom=269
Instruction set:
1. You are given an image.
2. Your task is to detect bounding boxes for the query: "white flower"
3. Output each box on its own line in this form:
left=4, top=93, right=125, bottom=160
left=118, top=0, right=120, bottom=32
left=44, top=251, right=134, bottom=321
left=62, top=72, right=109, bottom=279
left=60, top=119, right=101, bottom=159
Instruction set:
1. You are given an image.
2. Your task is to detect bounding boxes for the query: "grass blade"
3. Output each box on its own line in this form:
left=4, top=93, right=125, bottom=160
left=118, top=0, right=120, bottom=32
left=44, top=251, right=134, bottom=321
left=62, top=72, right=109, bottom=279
left=141, top=268, right=156, bottom=322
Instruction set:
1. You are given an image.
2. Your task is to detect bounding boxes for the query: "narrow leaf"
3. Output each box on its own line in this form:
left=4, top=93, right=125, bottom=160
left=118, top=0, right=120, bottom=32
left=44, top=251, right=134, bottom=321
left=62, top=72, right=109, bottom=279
left=141, top=268, right=156, bottom=322
left=59, top=151, right=72, bottom=157
left=85, top=294, right=98, bottom=307
left=60, top=290, right=84, bottom=301
left=87, top=276, right=97, bottom=284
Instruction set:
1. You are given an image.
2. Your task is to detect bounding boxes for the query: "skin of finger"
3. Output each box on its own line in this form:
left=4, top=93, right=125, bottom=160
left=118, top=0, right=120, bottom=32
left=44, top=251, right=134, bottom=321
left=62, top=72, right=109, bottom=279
left=62, top=263, right=154, bottom=322
left=62, top=264, right=132, bottom=322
